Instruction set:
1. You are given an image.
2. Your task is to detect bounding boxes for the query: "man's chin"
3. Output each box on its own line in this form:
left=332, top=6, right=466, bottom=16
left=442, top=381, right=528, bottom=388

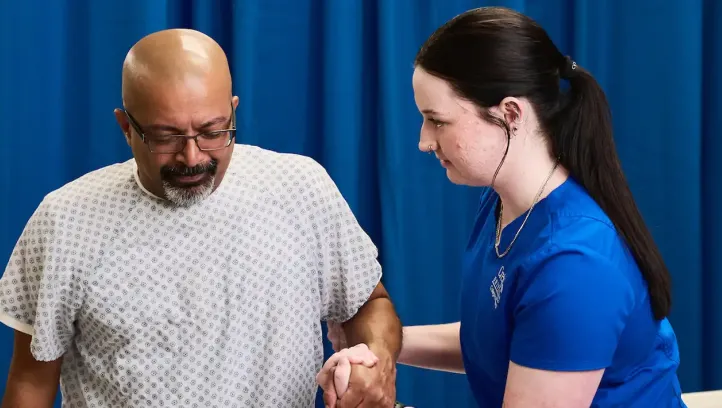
left=162, top=176, right=215, bottom=207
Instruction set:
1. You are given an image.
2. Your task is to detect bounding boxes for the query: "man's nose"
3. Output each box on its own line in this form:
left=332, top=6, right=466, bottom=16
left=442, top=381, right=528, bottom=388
left=176, top=138, right=206, bottom=168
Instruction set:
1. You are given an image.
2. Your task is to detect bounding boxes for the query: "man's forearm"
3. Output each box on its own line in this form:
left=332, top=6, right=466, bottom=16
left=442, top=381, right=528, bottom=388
left=342, top=296, right=402, bottom=361
left=2, top=331, right=62, bottom=408
left=1, top=379, right=58, bottom=408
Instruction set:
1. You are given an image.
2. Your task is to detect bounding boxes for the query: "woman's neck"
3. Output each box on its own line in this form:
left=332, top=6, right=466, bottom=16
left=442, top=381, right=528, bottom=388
left=493, top=154, right=569, bottom=228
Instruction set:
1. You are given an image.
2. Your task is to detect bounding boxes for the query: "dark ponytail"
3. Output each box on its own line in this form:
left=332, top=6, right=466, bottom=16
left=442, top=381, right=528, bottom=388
left=415, top=6, right=672, bottom=319
left=551, top=61, right=672, bottom=319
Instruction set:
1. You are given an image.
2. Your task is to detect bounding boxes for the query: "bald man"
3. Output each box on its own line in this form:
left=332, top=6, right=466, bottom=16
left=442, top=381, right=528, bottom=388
left=0, top=29, right=400, bottom=408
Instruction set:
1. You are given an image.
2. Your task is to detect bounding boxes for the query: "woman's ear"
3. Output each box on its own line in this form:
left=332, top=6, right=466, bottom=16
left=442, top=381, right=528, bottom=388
left=498, top=97, right=526, bottom=129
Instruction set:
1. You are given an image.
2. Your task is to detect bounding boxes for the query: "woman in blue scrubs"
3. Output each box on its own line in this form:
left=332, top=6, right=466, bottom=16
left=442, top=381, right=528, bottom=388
left=402, top=6, right=686, bottom=408
left=328, top=6, right=687, bottom=408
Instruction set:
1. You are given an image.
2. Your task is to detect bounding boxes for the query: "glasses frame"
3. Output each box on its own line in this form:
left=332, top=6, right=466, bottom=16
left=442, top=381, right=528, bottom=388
left=123, top=108, right=237, bottom=154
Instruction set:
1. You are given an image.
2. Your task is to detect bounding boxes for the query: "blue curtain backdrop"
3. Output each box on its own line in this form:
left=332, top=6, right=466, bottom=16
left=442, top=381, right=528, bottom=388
left=0, top=0, right=720, bottom=406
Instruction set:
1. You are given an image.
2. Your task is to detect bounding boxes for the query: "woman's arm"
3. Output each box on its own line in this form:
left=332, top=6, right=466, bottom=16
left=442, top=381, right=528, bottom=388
left=502, top=250, right=634, bottom=407
left=397, top=322, right=465, bottom=373
left=328, top=321, right=465, bottom=374
left=503, top=362, right=604, bottom=407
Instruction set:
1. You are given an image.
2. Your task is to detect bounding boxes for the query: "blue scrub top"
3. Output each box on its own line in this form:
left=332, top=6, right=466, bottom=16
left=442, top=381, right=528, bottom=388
left=460, top=177, right=686, bottom=407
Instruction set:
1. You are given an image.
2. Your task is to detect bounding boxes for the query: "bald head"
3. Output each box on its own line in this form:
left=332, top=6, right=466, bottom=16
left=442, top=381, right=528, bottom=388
left=115, top=28, right=239, bottom=207
left=121, top=29, right=232, bottom=110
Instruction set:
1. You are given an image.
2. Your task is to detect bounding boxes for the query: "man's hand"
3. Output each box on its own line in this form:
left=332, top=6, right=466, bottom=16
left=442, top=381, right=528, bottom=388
left=317, top=343, right=396, bottom=408
left=317, top=344, right=379, bottom=405
left=336, top=347, right=396, bottom=408
left=320, top=283, right=400, bottom=407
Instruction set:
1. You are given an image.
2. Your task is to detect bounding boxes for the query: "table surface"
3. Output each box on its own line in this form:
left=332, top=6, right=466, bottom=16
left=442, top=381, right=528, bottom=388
left=682, top=390, right=722, bottom=408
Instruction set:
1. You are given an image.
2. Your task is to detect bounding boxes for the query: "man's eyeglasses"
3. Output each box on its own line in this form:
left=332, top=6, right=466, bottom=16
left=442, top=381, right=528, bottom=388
left=123, top=109, right=237, bottom=154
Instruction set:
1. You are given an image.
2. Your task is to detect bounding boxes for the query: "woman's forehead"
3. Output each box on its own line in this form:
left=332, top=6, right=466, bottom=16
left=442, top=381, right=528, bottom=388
left=412, top=69, right=462, bottom=114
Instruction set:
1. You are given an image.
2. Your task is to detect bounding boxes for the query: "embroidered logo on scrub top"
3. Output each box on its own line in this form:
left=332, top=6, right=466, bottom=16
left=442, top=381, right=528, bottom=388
left=490, top=266, right=505, bottom=309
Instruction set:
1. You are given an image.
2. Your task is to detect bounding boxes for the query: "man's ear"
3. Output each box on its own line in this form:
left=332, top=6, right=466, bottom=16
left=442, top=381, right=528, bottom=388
left=113, top=108, right=132, bottom=146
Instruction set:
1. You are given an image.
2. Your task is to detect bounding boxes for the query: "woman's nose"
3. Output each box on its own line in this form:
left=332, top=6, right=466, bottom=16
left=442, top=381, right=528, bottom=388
left=418, top=140, right=437, bottom=153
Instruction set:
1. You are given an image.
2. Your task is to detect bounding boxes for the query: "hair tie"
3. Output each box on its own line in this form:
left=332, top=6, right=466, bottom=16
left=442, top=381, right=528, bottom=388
left=560, top=55, right=578, bottom=79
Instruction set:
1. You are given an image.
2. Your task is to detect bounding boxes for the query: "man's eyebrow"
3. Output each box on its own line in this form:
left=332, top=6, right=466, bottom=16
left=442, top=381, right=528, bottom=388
left=143, top=124, right=184, bottom=133
left=143, top=116, right=229, bottom=134
left=198, top=116, right=230, bottom=129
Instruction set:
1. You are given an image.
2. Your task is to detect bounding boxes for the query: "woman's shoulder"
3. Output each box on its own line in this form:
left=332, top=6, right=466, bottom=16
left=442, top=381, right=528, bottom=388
left=515, top=213, right=645, bottom=302
left=524, top=214, right=637, bottom=278
left=542, top=178, right=630, bottom=261
left=519, top=180, right=640, bottom=283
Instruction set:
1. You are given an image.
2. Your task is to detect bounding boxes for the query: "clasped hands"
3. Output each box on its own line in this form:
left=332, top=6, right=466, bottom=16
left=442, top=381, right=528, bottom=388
left=316, top=322, right=397, bottom=408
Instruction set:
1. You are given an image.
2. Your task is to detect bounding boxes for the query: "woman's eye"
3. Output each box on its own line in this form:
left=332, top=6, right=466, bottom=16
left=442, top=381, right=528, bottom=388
left=428, top=118, right=445, bottom=128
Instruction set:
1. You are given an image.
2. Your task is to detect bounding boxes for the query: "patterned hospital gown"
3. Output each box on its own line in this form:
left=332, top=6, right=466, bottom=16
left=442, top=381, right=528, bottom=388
left=0, top=144, right=382, bottom=407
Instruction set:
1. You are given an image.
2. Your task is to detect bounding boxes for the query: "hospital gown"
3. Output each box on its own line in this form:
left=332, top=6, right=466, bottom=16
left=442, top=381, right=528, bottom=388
left=0, top=144, right=382, bottom=407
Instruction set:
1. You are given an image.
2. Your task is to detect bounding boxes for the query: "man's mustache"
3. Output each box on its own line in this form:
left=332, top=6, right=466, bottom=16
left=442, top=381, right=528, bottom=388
left=161, top=160, right=218, bottom=178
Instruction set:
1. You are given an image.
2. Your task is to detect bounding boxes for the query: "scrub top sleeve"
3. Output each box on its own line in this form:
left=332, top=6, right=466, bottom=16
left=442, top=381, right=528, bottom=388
left=509, top=247, right=635, bottom=371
